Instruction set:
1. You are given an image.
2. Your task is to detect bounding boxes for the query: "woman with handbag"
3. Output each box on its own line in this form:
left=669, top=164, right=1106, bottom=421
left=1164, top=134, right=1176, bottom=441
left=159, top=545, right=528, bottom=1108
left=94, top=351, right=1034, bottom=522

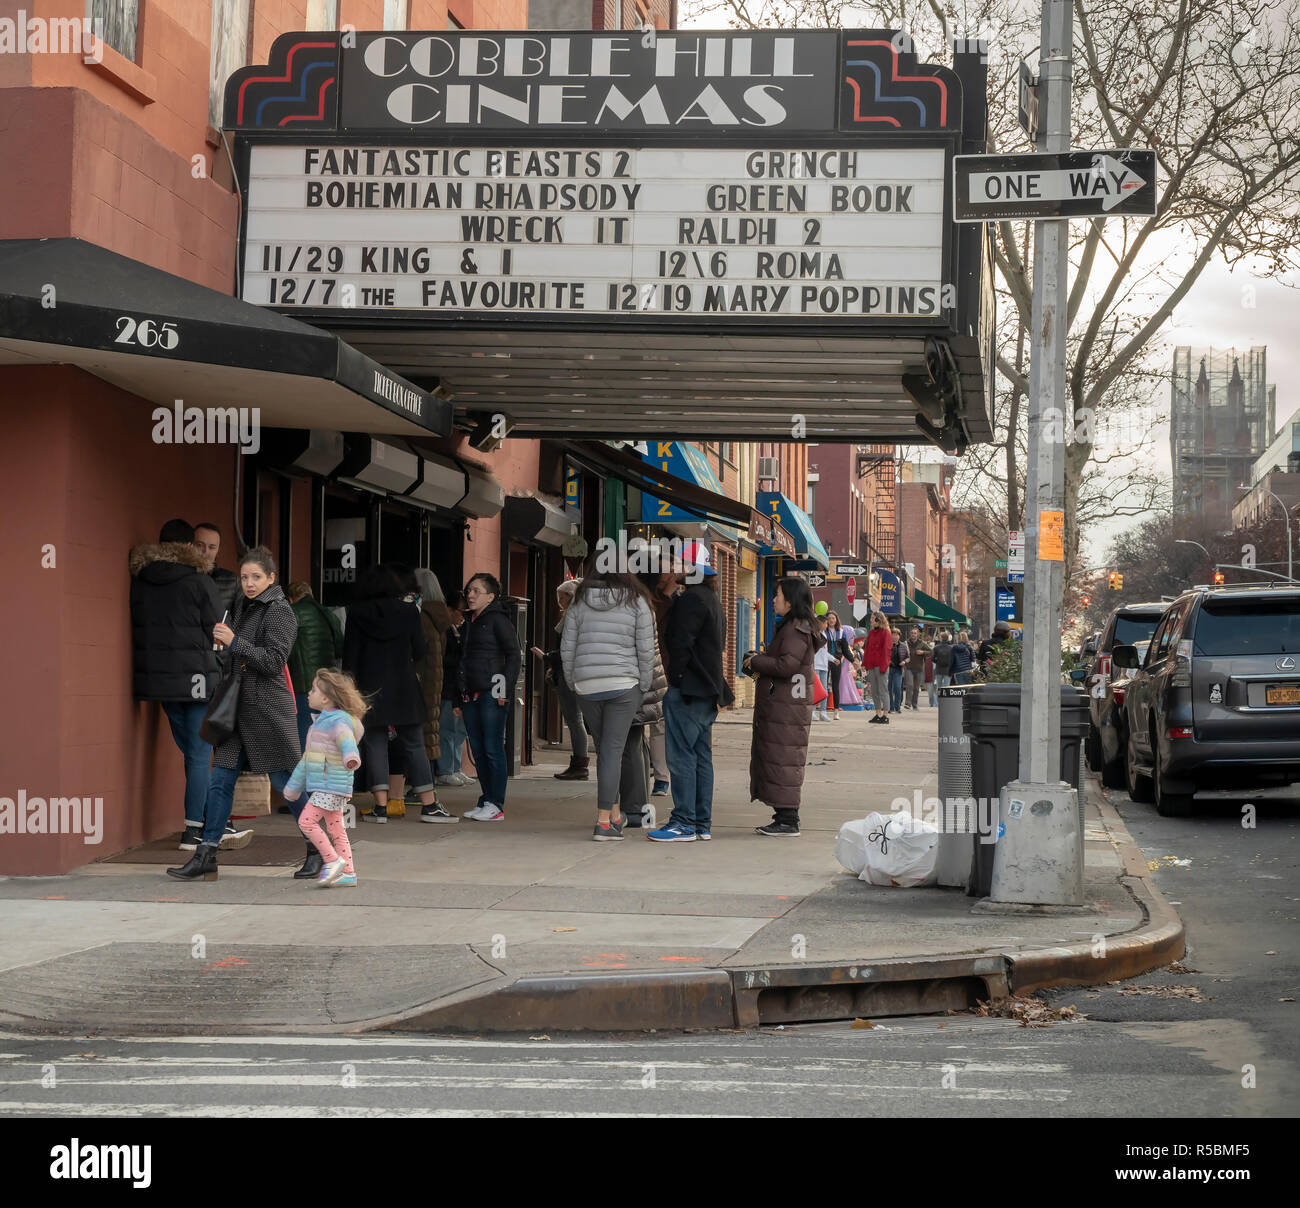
left=168, top=546, right=304, bottom=882
left=743, top=577, right=822, bottom=837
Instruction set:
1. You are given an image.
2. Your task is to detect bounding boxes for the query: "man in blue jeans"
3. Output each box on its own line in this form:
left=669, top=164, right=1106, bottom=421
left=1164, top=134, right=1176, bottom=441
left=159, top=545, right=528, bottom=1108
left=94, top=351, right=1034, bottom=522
left=129, top=520, right=250, bottom=851
left=650, top=543, right=734, bottom=842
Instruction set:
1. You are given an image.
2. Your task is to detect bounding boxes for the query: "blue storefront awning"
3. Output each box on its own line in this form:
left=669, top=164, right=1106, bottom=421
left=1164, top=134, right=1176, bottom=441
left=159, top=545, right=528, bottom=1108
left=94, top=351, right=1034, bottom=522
left=756, top=492, right=830, bottom=570
left=642, top=441, right=743, bottom=539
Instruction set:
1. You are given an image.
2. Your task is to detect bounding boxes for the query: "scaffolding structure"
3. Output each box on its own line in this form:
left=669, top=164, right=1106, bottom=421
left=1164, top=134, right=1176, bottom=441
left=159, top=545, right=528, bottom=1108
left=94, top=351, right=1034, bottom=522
left=1170, top=346, right=1275, bottom=525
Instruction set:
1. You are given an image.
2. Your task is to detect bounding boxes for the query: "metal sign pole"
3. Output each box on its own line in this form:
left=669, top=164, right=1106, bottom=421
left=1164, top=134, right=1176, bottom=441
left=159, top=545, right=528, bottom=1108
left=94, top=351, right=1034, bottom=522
left=1020, top=0, right=1071, bottom=787
left=986, top=0, right=1084, bottom=908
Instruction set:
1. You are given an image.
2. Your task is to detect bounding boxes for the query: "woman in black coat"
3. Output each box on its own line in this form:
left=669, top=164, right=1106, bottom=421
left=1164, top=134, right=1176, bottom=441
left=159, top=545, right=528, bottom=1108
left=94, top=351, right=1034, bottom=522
left=168, top=546, right=303, bottom=882
left=344, top=565, right=452, bottom=825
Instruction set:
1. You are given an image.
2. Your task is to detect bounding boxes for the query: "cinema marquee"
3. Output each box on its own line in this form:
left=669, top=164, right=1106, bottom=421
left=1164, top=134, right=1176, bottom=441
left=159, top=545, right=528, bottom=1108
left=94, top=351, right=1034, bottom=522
left=225, top=29, right=995, bottom=449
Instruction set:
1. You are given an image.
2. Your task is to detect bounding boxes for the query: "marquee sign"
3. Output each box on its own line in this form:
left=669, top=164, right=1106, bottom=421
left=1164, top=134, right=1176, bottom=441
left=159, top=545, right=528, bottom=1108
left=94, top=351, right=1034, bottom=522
left=226, top=30, right=978, bottom=330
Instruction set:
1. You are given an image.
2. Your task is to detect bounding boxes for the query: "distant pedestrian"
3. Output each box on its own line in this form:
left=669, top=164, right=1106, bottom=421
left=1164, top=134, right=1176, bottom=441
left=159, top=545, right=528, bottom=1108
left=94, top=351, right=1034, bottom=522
left=167, top=547, right=302, bottom=882
left=812, top=616, right=832, bottom=721
left=457, top=573, right=522, bottom=822
left=978, top=621, right=1013, bottom=674
left=641, top=569, right=681, bottom=796
left=932, top=629, right=955, bottom=690
left=283, top=669, right=366, bottom=887
left=561, top=566, right=655, bottom=840
left=650, top=543, right=733, bottom=843
left=888, top=628, right=909, bottom=712
left=531, top=579, right=589, bottom=781
left=905, top=626, right=931, bottom=708
left=863, top=613, right=892, bottom=723
left=952, top=629, right=976, bottom=684
left=744, top=576, right=822, bottom=837
left=129, top=519, right=228, bottom=850
left=344, top=564, right=451, bottom=825
left=285, top=581, right=343, bottom=749
left=436, top=590, right=472, bottom=785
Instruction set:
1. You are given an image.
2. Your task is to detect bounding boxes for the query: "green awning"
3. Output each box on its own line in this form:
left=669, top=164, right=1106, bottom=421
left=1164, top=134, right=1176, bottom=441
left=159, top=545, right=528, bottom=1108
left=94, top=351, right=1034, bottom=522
left=903, top=595, right=924, bottom=618
left=915, top=588, right=972, bottom=628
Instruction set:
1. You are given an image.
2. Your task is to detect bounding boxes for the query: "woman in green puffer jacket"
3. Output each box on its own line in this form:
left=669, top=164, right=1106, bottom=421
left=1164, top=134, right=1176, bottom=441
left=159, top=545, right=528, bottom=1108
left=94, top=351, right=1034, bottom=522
left=286, top=582, right=344, bottom=748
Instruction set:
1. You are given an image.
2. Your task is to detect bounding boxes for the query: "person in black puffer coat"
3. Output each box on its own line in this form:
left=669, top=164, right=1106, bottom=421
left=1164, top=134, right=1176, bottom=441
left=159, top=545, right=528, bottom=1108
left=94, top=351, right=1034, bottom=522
left=456, top=573, right=522, bottom=822
left=343, top=564, right=451, bottom=825
left=129, top=519, right=223, bottom=841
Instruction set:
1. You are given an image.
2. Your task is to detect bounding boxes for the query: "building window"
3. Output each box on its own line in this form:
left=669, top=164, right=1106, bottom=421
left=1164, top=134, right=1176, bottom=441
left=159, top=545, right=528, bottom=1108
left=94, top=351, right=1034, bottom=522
left=87, top=0, right=138, bottom=62
left=384, top=0, right=409, bottom=29
left=807, top=481, right=816, bottom=521
left=306, top=0, right=340, bottom=30
left=208, top=0, right=250, bottom=128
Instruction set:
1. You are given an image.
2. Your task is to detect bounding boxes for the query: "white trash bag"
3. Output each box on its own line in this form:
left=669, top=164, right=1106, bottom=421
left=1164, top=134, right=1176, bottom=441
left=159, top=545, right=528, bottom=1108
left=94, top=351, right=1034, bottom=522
left=834, top=818, right=873, bottom=876
left=858, top=810, right=939, bottom=888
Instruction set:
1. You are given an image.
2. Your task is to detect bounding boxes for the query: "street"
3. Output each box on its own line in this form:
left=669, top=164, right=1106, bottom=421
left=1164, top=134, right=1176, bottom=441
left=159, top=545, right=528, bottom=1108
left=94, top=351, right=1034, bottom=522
left=0, top=1012, right=1280, bottom=1118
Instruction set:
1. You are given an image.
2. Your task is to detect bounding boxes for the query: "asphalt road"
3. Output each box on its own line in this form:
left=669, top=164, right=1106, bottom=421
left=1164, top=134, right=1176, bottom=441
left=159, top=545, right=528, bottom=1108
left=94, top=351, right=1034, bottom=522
left=1040, top=780, right=1300, bottom=1103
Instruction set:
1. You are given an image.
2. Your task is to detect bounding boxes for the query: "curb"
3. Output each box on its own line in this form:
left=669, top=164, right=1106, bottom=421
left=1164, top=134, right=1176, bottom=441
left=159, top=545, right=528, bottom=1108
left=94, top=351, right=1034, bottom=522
left=366, top=779, right=1183, bottom=1033
left=1006, top=784, right=1185, bottom=994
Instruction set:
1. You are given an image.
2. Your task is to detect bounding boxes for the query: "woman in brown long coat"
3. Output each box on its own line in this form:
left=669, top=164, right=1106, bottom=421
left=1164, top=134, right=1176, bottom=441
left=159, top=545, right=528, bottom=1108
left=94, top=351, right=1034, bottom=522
left=743, top=576, right=823, bottom=837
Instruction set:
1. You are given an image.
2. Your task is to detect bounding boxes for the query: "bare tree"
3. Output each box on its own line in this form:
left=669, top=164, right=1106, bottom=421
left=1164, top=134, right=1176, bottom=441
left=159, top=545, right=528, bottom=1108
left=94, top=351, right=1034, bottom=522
left=688, top=0, right=1300, bottom=590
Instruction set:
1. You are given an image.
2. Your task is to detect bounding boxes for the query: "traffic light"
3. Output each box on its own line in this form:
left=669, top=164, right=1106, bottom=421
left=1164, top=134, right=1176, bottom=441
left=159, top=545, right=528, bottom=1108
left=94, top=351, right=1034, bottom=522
left=1116, top=573, right=1124, bottom=590
left=1213, top=570, right=1226, bottom=585
left=1108, top=571, right=1119, bottom=590
left=1080, top=593, right=1091, bottom=607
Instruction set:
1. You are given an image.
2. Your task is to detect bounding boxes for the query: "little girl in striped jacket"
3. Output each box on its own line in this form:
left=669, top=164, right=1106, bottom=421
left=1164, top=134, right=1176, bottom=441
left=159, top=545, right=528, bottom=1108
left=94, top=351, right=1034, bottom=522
left=283, top=669, right=367, bottom=887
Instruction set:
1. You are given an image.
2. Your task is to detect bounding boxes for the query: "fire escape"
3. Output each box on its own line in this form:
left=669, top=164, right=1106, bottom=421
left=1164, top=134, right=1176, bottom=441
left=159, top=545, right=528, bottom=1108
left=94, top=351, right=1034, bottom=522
left=855, top=443, right=900, bottom=566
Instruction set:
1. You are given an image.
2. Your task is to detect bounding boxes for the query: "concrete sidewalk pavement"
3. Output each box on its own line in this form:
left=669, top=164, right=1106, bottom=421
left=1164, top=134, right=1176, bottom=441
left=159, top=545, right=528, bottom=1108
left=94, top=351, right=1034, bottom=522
left=0, top=705, right=1182, bottom=1034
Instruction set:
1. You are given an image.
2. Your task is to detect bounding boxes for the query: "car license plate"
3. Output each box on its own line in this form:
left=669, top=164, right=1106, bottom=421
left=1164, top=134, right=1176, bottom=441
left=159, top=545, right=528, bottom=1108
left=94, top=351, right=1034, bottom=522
left=1265, top=685, right=1300, bottom=705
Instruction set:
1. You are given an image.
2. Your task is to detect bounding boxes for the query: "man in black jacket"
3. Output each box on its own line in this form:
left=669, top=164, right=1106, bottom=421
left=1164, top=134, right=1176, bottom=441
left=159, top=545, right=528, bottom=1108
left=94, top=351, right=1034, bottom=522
left=650, top=542, right=734, bottom=843
left=193, top=521, right=240, bottom=616
left=129, top=519, right=246, bottom=850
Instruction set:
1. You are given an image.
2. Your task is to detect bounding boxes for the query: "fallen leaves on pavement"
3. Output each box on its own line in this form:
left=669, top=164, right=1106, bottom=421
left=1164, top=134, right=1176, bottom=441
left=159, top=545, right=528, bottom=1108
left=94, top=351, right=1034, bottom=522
left=974, top=996, right=1085, bottom=1027
left=1115, top=983, right=1207, bottom=1001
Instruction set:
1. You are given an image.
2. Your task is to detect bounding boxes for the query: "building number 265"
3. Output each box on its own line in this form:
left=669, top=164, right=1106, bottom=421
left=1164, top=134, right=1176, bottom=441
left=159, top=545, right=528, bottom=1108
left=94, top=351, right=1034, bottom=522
left=115, top=316, right=180, bottom=350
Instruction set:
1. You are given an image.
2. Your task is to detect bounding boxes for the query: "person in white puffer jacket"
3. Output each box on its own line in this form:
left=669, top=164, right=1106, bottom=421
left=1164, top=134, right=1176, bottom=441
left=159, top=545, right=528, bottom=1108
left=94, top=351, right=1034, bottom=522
left=561, top=568, right=656, bottom=842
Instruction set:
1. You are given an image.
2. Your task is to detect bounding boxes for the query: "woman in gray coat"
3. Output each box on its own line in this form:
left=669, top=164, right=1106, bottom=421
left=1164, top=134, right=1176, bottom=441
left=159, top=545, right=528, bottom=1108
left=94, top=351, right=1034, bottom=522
left=561, top=568, right=656, bottom=841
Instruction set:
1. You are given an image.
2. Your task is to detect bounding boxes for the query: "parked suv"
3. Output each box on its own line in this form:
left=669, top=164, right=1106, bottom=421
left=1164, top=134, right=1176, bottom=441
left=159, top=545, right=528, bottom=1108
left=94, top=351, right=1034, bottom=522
left=1116, top=585, right=1300, bottom=816
left=1085, top=602, right=1166, bottom=782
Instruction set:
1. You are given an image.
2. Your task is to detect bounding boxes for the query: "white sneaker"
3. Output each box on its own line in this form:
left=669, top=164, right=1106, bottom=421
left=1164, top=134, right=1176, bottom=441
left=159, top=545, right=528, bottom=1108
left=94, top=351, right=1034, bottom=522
left=462, top=804, right=487, bottom=819
left=472, top=803, right=504, bottom=822
left=435, top=774, right=461, bottom=787
left=457, top=772, right=477, bottom=785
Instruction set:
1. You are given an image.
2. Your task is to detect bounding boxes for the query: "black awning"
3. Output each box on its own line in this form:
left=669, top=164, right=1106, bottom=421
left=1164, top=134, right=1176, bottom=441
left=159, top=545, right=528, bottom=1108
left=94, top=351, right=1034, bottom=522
left=560, top=440, right=751, bottom=530
left=0, top=238, right=452, bottom=436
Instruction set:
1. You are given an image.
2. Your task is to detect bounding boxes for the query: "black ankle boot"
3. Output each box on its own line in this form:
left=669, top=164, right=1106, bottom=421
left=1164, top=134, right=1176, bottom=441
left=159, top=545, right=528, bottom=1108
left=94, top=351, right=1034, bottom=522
left=166, top=843, right=218, bottom=881
left=294, top=842, right=324, bottom=880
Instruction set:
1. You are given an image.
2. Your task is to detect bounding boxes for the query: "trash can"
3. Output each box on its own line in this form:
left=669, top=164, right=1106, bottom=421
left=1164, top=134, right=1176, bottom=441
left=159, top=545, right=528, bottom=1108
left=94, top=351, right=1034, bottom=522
left=935, top=686, right=973, bottom=888
left=963, top=683, right=1090, bottom=897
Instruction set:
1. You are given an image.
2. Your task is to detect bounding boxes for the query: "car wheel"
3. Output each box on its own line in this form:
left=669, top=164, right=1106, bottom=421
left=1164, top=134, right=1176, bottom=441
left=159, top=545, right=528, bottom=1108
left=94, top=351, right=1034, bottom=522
left=1153, top=766, right=1195, bottom=818
left=1125, top=734, right=1154, bottom=803
left=1085, top=723, right=1102, bottom=772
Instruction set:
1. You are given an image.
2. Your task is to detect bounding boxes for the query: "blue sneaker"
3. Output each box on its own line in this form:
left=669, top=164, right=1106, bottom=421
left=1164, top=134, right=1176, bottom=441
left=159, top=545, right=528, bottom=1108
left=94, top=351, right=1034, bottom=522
left=647, top=821, right=696, bottom=842
left=696, top=829, right=711, bottom=841
left=652, top=780, right=669, bottom=796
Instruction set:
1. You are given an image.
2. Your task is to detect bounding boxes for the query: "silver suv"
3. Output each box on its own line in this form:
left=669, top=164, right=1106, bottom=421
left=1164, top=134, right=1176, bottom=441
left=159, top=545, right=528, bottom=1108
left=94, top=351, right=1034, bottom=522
left=1115, top=585, right=1300, bottom=816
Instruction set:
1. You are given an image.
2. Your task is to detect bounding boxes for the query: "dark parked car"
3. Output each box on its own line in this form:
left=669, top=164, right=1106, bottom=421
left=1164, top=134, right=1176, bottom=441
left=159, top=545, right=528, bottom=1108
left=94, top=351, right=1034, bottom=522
left=1085, top=603, right=1166, bottom=776
left=1117, top=585, right=1300, bottom=816
left=1094, top=640, right=1150, bottom=789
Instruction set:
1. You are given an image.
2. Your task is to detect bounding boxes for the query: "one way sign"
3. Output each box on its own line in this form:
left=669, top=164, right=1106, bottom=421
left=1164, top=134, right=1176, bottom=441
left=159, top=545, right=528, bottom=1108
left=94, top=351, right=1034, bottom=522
left=954, top=150, right=1156, bottom=222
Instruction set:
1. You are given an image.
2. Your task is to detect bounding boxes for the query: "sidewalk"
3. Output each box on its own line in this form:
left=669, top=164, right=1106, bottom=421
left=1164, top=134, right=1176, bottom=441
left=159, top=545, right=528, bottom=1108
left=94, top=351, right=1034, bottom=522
left=0, top=706, right=1182, bottom=1034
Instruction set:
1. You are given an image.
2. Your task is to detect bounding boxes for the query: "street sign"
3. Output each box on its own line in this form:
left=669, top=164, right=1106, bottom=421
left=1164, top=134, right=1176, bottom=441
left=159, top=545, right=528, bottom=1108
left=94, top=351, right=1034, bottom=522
left=807, top=572, right=827, bottom=587
left=953, top=150, right=1156, bottom=222
left=835, top=562, right=869, bottom=577
left=1008, top=530, right=1025, bottom=583
left=846, top=577, right=857, bottom=602
left=994, top=557, right=1008, bottom=569
left=1017, top=60, right=1039, bottom=140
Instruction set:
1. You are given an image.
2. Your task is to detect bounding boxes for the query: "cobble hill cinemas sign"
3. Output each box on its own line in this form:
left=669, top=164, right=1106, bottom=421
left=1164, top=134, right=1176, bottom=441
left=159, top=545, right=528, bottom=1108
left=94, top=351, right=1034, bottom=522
left=225, top=30, right=986, bottom=326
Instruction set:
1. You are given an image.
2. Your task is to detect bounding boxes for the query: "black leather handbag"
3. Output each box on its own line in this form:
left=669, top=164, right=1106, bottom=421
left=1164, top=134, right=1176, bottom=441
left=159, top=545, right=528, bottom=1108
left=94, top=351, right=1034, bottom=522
left=200, top=664, right=241, bottom=746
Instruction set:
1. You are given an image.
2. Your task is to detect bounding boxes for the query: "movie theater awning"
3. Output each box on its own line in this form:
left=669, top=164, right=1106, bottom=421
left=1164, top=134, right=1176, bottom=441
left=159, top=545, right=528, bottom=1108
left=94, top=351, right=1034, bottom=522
left=0, top=238, right=452, bottom=437
left=224, top=29, right=995, bottom=451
